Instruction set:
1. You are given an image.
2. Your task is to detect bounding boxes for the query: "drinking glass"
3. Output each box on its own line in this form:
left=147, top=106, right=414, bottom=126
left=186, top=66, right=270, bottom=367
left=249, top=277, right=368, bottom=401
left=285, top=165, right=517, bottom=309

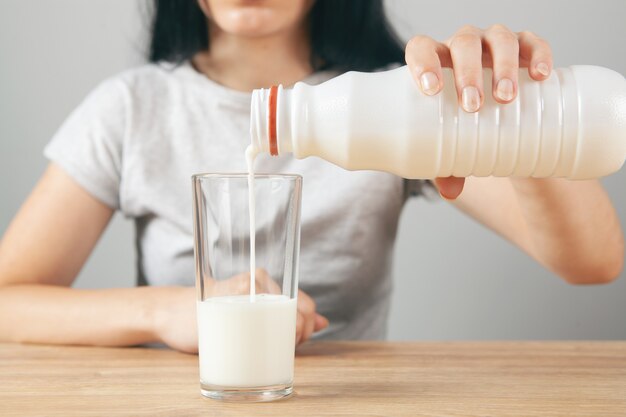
left=192, top=173, right=302, bottom=402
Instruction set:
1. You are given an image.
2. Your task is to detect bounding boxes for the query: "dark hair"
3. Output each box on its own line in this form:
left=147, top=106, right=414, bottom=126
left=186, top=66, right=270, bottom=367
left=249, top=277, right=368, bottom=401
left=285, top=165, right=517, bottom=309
left=149, top=0, right=405, bottom=72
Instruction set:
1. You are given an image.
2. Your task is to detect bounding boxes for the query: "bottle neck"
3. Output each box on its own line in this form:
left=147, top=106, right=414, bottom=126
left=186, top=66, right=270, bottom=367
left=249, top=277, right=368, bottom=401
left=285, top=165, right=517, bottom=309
left=250, top=85, right=293, bottom=155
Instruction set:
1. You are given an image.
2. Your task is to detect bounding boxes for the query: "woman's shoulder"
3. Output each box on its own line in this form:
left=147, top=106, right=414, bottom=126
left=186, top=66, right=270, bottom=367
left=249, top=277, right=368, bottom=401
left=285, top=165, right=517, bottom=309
left=100, top=62, right=196, bottom=98
left=101, top=61, right=253, bottom=108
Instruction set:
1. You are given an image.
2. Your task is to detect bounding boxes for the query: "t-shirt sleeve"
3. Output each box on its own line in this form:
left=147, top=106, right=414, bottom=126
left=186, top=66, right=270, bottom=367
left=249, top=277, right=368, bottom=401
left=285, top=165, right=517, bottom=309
left=403, top=178, right=436, bottom=199
left=43, top=78, right=127, bottom=210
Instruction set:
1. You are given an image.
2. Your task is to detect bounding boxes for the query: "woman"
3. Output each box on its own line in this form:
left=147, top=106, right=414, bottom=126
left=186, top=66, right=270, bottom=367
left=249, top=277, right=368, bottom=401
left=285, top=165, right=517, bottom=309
left=0, top=0, right=622, bottom=353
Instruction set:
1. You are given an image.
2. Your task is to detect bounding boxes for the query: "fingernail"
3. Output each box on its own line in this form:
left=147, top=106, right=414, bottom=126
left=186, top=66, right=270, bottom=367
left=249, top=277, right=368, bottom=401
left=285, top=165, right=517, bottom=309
left=420, top=71, right=439, bottom=95
left=438, top=190, right=455, bottom=201
left=462, top=86, right=481, bottom=112
left=536, top=62, right=550, bottom=77
left=495, top=78, right=515, bottom=102
left=316, top=314, right=329, bottom=327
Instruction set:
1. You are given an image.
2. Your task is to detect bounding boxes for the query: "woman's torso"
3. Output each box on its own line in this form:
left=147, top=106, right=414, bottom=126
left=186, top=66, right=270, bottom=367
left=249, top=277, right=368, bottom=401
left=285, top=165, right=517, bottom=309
left=45, top=62, right=416, bottom=340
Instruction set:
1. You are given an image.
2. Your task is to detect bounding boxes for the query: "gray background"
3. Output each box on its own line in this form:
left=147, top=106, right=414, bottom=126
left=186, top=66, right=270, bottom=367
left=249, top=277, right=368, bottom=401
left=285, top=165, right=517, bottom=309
left=1, top=0, right=624, bottom=340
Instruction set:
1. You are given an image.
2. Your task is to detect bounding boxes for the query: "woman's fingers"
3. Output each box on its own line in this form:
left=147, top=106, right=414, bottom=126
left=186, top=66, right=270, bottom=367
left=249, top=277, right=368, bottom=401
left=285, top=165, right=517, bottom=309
left=435, top=177, right=466, bottom=200
left=253, top=268, right=282, bottom=294
left=518, top=30, right=553, bottom=80
left=296, top=289, right=317, bottom=344
left=405, top=35, right=449, bottom=96
left=296, top=312, right=329, bottom=345
left=408, top=25, right=553, bottom=112
left=295, top=290, right=329, bottom=344
left=314, top=313, right=329, bottom=331
left=484, top=24, right=519, bottom=103
left=446, top=26, right=484, bottom=113
left=295, top=312, right=304, bottom=345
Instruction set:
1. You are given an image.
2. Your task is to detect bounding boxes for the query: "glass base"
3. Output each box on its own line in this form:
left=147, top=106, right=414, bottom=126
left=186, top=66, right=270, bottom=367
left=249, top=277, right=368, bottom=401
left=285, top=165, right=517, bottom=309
left=200, top=382, right=293, bottom=402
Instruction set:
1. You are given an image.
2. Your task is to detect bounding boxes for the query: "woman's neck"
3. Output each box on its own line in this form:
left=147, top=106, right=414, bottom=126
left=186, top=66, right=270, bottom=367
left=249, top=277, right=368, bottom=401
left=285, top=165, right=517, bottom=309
left=193, top=25, right=312, bottom=92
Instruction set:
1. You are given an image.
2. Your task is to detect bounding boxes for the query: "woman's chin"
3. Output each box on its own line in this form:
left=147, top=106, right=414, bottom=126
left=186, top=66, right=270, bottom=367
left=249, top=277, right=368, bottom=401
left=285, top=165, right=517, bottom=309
left=216, top=8, right=292, bottom=37
left=224, top=25, right=278, bottom=38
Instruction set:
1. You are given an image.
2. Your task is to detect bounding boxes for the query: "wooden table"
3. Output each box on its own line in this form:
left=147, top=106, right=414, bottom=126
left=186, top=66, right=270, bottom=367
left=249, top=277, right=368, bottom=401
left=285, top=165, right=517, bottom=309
left=1, top=341, right=625, bottom=416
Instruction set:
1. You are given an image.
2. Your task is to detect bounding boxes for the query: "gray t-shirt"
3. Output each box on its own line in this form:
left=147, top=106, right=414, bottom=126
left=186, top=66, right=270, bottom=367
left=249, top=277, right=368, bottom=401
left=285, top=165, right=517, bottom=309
left=44, top=62, right=425, bottom=340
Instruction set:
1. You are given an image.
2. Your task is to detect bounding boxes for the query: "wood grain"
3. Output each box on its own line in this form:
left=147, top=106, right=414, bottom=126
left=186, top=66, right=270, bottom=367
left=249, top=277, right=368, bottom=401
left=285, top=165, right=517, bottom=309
left=1, top=341, right=625, bottom=417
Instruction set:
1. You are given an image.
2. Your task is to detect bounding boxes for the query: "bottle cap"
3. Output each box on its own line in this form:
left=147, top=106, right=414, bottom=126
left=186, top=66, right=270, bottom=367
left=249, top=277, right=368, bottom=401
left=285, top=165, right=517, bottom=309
left=268, top=85, right=278, bottom=156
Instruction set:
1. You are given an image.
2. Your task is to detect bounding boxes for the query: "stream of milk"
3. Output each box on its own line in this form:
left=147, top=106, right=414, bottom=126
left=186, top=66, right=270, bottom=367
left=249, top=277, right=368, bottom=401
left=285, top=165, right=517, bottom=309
left=245, top=144, right=259, bottom=301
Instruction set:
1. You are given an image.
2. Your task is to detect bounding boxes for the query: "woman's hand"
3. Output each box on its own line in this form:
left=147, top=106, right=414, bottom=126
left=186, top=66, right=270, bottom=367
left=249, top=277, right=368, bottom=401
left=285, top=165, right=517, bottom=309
left=404, top=25, right=553, bottom=199
left=154, top=286, right=198, bottom=353
left=295, top=288, right=329, bottom=345
left=155, top=269, right=328, bottom=353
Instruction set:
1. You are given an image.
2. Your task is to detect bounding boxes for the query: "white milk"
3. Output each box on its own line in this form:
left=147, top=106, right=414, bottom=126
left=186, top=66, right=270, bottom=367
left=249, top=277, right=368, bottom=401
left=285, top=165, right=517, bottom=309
left=245, top=144, right=259, bottom=300
left=197, top=294, right=297, bottom=387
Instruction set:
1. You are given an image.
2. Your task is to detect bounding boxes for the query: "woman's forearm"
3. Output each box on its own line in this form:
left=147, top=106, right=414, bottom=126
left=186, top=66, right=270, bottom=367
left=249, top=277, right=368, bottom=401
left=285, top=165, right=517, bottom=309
left=452, top=177, right=623, bottom=284
left=510, top=178, right=624, bottom=283
left=0, top=284, right=169, bottom=347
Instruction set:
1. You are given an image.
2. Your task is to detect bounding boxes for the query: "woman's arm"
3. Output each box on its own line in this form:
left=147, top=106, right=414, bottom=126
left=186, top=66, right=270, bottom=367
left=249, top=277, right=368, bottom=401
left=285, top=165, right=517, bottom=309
left=0, top=284, right=164, bottom=346
left=404, top=25, right=624, bottom=284
left=0, top=163, right=325, bottom=351
left=450, top=177, right=624, bottom=284
left=0, top=164, right=195, bottom=352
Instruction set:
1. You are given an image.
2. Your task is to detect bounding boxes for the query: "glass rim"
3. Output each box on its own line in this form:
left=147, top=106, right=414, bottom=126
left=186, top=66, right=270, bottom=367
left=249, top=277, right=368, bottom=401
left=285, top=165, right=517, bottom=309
left=192, top=173, right=302, bottom=181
